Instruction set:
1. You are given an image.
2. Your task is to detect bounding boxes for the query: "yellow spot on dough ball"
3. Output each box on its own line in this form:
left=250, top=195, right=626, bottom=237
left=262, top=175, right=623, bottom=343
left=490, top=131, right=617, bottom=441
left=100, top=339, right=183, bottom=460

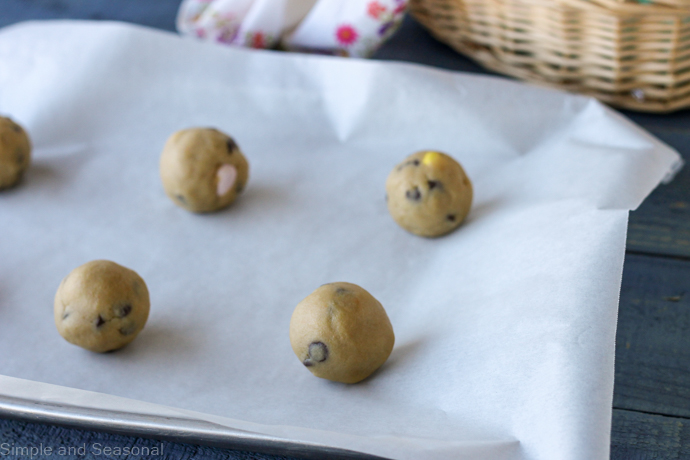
left=422, top=151, right=443, bottom=166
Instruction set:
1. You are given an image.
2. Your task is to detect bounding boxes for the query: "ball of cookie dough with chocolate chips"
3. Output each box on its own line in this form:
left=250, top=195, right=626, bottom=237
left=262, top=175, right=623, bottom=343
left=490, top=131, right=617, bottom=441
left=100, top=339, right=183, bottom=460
left=386, top=151, right=472, bottom=237
left=290, top=282, right=395, bottom=384
left=160, top=127, right=249, bottom=213
left=54, top=260, right=150, bottom=353
left=0, top=116, right=31, bottom=190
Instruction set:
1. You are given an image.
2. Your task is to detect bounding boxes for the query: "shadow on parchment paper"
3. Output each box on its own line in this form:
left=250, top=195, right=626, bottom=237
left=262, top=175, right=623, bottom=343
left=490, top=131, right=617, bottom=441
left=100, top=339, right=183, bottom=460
left=0, top=176, right=30, bottom=194
left=109, top=322, right=201, bottom=361
left=201, top=181, right=294, bottom=218
left=366, top=336, right=428, bottom=382
left=464, top=197, right=506, bottom=226
left=24, top=144, right=92, bottom=191
left=319, top=337, right=427, bottom=389
left=23, top=162, right=58, bottom=188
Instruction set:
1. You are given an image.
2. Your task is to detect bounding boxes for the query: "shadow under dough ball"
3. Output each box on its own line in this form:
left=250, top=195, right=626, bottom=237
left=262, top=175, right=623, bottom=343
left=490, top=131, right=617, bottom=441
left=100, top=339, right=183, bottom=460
left=290, top=282, right=395, bottom=384
left=386, top=151, right=472, bottom=237
left=0, top=116, right=31, bottom=190
left=160, top=127, right=249, bottom=213
left=54, top=260, right=150, bottom=353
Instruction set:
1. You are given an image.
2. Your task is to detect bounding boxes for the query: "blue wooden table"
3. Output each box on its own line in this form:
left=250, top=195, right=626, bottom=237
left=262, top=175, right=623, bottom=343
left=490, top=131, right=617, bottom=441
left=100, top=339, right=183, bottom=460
left=2, top=1, right=690, bottom=459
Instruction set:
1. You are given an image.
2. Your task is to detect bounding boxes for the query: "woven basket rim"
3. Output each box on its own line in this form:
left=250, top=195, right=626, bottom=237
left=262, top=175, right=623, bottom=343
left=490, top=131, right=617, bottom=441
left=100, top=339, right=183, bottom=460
left=546, top=0, right=690, bottom=15
left=409, top=0, right=690, bottom=112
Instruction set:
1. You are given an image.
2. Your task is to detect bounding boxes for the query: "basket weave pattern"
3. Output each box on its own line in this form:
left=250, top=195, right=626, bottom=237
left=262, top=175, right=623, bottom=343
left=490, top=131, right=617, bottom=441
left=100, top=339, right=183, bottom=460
left=410, top=0, right=690, bottom=112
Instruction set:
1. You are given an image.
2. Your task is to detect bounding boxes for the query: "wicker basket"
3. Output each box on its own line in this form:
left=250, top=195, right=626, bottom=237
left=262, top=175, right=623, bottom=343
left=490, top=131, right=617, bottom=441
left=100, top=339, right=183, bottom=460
left=409, top=0, right=690, bottom=112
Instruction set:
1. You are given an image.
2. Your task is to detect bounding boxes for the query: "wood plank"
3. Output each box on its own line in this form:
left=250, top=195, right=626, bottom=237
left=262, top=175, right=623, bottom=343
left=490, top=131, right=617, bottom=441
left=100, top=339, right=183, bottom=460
left=626, top=131, right=690, bottom=258
left=611, top=409, right=690, bottom=460
left=615, top=253, right=690, bottom=417
left=624, top=110, right=690, bottom=136
left=0, top=416, right=303, bottom=460
left=1, top=0, right=180, bottom=31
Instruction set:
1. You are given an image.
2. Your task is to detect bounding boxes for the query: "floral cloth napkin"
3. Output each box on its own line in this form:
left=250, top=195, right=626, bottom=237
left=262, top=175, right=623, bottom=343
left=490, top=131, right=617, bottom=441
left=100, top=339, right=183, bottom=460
left=176, top=0, right=407, bottom=57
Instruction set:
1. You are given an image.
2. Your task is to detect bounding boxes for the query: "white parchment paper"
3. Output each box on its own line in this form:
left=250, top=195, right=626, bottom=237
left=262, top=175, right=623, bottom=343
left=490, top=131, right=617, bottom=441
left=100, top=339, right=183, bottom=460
left=0, top=20, right=682, bottom=460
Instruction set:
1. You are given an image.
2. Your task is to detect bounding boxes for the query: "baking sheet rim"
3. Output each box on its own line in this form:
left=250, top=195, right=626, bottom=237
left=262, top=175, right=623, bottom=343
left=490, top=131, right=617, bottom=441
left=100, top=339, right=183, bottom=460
left=0, top=394, right=383, bottom=459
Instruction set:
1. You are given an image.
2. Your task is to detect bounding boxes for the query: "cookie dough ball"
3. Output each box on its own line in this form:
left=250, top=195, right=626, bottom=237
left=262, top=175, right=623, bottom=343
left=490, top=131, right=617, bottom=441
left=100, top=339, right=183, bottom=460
left=0, top=116, right=31, bottom=190
left=290, top=282, right=395, bottom=384
left=386, top=151, right=472, bottom=237
left=160, top=127, right=249, bottom=213
left=54, top=260, right=150, bottom=353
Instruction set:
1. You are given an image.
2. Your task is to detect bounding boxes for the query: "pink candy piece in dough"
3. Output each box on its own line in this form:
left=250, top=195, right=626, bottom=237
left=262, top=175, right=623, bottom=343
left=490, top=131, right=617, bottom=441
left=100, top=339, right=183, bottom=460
left=216, top=164, right=238, bottom=196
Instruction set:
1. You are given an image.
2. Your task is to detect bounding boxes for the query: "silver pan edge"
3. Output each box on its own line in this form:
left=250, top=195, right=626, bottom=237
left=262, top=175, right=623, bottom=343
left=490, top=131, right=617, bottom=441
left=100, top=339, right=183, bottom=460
left=0, top=395, right=387, bottom=460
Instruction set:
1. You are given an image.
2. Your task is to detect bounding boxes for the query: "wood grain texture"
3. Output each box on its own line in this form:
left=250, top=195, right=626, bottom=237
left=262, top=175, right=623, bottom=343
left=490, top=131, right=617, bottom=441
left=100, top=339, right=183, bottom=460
left=624, top=110, right=690, bottom=136
left=0, top=417, right=304, bottom=460
left=1, top=0, right=179, bottom=31
left=615, top=253, right=690, bottom=417
left=626, top=131, right=690, bottom=258
left=611, top=409, right=690, bottom=460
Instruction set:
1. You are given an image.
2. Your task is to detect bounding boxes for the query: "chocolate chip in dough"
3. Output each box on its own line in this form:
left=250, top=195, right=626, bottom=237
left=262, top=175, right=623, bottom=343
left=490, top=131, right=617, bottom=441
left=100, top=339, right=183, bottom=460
left=406, top=187, right=421, bottom=201
left=54, top=260, right=150, bottom=352
left=290, top=282, right=395, bottom=383
left=303, top=341, right=329, bottom=367
left=114, top=304, right=132, bottom=318
left=226, top=137, right=237, bottom=153
left=385, top=151, right=473, bottom=237
left=119, top=324, right=137, bottom=336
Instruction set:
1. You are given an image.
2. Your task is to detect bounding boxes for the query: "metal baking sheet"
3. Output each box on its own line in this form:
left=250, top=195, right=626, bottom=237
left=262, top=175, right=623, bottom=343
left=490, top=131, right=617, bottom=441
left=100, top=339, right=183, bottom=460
left=0, top=395, right=380, bottom=459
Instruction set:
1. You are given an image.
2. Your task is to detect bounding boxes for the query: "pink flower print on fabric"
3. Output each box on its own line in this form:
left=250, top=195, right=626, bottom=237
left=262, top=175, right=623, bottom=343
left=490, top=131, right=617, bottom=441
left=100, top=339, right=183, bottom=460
left=246, top=31, right=268, bottom=48
left=336, top=24, right=359, bottom=47
left=210, top=11, right=241, bottom=44
left=373, top=0, right=406, bottom=38
left=217, top=26, right=240, bottom=44
left=393, top=0, right=406, bottom=14
left=177, top=0, right=410, bottom=58
left=252, top=32, right=266, bottom=48
left=367, top=1, right=386, bottom=19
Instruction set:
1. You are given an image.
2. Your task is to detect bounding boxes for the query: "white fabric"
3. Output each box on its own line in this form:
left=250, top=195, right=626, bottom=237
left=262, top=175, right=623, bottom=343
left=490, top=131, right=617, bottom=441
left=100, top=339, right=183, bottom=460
left=176, top=0, right=407, bottom=56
